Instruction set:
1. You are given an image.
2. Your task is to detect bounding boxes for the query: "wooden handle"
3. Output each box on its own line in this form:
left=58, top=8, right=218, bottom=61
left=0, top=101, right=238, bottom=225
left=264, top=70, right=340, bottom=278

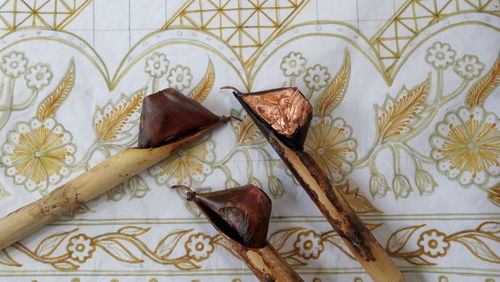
left=226, top=238, right=303, bottom=282
left=269, top=134, right=405, bottom=282
left=0, top=120, right=226, bottom=251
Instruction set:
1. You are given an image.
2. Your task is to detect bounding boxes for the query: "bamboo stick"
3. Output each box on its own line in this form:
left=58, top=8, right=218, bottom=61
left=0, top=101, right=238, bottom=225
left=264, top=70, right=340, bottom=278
left=0, top=119, right=227, bottom=251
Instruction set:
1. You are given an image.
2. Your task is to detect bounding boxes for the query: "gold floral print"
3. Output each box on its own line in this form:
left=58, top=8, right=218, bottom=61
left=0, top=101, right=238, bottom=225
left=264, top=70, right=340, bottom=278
left=303, top=64, right=330, bottom=91
left=305, top=116, right=357, bottom=183
left=1, top=118, right=75, bottom=192
left=185, top=233, right=215, bottom=262
left=144, top=53, right=169, bottom=78
left=167, top=65, right=193, bottom=91
left=66, top=234, right=96, bottom=263
left=1, top=51, right=28, bottom=78
left=280, top=51, right=307, bottom=77
left=430, top=106, right=500, bottom=186
left=293, top=230, right=324, bottom=259
left=417, top=230, right=450, bottom=258
left=387, top=222, right=500, bottom=265
left=149, top=140, right=215, bottom=186
left=25, top=63, right=53, bottom=90
left=425, top=42, right=456, bottom=69
left=454, top=55, right=485, bottom=80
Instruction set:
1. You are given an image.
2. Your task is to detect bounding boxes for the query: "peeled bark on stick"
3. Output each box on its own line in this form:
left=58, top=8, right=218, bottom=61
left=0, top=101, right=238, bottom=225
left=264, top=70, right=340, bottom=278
left=0, top=88, right=229, bottom=251
left=225, top=86, right=405, bottom=282
left=172, top=185, right=303, bottom=282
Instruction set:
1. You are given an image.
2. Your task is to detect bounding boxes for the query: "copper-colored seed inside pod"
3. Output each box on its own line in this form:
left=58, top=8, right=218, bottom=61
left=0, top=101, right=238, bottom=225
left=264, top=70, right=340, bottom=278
left=241, top=88, right=312, bottom=137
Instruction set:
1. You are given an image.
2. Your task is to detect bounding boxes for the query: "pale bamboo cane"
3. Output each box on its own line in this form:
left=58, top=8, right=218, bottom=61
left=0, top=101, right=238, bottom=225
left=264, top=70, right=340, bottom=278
left=0, top=118, right=227, bottom=251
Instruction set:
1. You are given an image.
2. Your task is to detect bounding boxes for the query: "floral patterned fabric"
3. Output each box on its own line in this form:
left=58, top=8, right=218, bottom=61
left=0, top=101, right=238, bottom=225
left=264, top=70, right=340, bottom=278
left=0, top=1, right=499, bottom=281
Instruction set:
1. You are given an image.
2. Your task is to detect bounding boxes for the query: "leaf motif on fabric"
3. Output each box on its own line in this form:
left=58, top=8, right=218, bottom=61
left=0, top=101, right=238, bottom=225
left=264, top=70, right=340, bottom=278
left=376, top=77, right=431, bottom=141
left=336, top=181, right=383, bottom=214
left=117, top=226, right=150, bottom=236
left=0, top=250, right=21, bottom=267
left=154, top=229, right=192, bottom=259
left=34, top=228, right=78, bottom=258
left=37, top=60, right=75, bottom=120
left=94, top=89, right=145, bottom=142
left=188, top=59, right=214, bottom=102
left=386, top=224, right=425, bottom=253
left=95, top=238, right=144, bottom=263
left=268, top=227, right=304, bottom=251
left=315, top=48, right=350, bottom=116
left=466, top=53, right=500, bottom=107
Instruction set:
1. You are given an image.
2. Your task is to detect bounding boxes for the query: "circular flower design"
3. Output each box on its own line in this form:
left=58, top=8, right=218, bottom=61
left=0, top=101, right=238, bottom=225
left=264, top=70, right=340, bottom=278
left=454, top=55, right=484, bottom=80
left=67, top=234, right=96, bottom=263
left=167, top=65, right=193, bottom=90
left=149, top=140, right=215, bottom=186
left=417, top=229, right=450, bottom=258
left=430, top=106, right=500, bottom=186
left=425, top=42, right=456, bottom=69
left=185, top=233, right=214, bottom=261
left=1, top=51, right=28, bottom=78
left=25, top=63, right=52, bottom=90
left=144, top=53, right=169, bottom=78
left=305, top=117, right=357, bottom=183
left=293, top=230, right=324, bottom=259
left=280, top=51, right=306, bottom=77
left=303, top=64, right=330, bottom=91
left=1, top=118, right=76, bottom=192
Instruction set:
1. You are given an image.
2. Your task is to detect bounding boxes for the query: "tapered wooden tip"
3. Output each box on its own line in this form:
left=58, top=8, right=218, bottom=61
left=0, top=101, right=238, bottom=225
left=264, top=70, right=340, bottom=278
left=138, top=88, right=221, bottom=148
left=175, top=185, right=271, bottom=248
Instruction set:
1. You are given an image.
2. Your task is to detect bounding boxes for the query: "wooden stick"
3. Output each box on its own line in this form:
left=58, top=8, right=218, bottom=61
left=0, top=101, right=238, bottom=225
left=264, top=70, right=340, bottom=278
left=174, top=184, right=303, bottom=282
left=225, top=239, right=303, bottom=282
left=0, top=119, right=227, bottom=251
left=268, top=133, right=405, bottom=282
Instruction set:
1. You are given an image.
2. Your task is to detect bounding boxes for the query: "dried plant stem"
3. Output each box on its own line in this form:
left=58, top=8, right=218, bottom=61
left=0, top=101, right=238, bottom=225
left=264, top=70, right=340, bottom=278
left=268, top=134, right=405, bottom=282
left=225, top=238, right=303, bottom=282
left=0, top=119, right=227, bottom=251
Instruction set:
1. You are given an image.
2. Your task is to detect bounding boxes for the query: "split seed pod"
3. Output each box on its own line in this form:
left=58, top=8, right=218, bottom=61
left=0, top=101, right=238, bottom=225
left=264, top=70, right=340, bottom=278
left=225, top=86, right=405, bottom=282
left=173, top=184, right=303, bottom=282
left=0, top=88, right=229, bottom=252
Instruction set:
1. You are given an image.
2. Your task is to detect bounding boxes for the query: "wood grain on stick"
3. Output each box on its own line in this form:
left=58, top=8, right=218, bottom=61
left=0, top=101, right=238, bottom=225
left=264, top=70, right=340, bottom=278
left=0, top=119, right=227, bottom=251
left=268, top=133, right=405, bottom=282
left=226, top=239, right=303, bottom=282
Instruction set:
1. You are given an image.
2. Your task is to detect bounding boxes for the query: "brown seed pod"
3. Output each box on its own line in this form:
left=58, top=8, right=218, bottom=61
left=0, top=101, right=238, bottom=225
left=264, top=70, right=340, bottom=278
left=138, top=88, right=222, bottom=148
left=172, top=184, right=303, bottom=282
left=0, top=88, right=229, bottom=252
left=225, top=86, right=405, bottom=282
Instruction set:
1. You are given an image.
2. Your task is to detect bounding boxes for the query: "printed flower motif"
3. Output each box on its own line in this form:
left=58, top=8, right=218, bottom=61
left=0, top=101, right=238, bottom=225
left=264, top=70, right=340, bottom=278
left=305, top=117, right=357, bottom=183
left=430, top=106, right=500, bottom=186
left=185, top=233, right=214, bottom=261
left=293, top=230, right=324, bottom=259
left=167, top=65, right=193, bottom=90
left=303, top=64, right=330, bottom=91
left=415, top=169, right=438, bottom=195
left=370, top=173, right=391, bottom=198
left=144, top=53, right=169, bottom=78
left=1, top=51, right=28, bottom=77
left=1, top=118, right=76, bottom=192
left=417, top=229, right=450, bottom=258
left=25, top=63, right=52, bottom=90
left=425, top=42, right=456, bottom=69
left=280, top=51, right=306, bottom=77
left=67, top=234, right=96, bottom=263
left=392, top=174, right=413, bottom=199
left=149, top=140, right=215, bottom=186
left=454, top=55, right=484, bottom=80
